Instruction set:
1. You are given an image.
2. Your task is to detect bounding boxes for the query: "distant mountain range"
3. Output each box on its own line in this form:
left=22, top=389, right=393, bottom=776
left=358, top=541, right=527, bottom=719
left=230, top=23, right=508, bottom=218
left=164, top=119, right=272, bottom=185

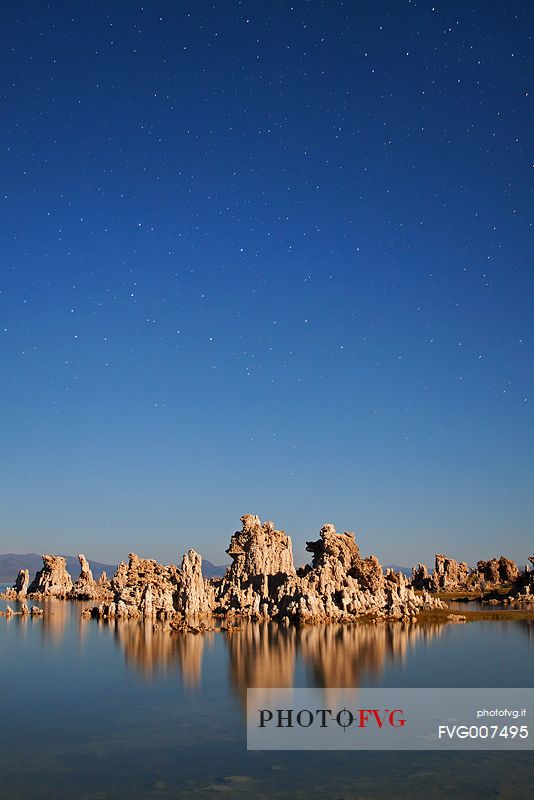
left=202, top=560, right=229, bottom=578
left=385, top=564, right=412, bottom=577
left=0, top=553, right=229, bottom=583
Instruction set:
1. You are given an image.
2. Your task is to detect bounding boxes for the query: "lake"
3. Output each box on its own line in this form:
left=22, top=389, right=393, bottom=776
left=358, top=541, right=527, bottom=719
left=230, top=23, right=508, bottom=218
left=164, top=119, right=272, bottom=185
left=1, top=593, right=533, bottom=799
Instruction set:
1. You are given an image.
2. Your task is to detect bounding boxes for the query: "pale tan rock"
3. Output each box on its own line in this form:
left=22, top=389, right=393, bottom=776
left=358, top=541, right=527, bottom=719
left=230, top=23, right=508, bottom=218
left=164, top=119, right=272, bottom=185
left=64, top=513, right=450, bottom=625
left=508, top=557, right=534, bottom=604
left=69, top=554, right=112, bottom=600
left=176, top=550, right=212, bottom=617
left=420, top=553, right=521, bottom=594
left=213, top=517, right=444, bottom=624
left=477, top=556, right=519, bottom=586
left=431, top=555, right=471, bottom=592
left=28, top=555, right=73, bottom=598
left=94, top=553, right=181, bottom=619
left=2, top=569, right=30, bottom=600
left=226, top=514, right=296, bottom=582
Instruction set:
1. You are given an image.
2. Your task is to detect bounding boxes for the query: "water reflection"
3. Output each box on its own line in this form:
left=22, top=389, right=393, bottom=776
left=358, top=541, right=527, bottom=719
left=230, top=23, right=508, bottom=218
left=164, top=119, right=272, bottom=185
left=85, top=616, right=449, bottom=694
left=0, top=597, right=444, bottom=690
left=1, top=596, right=92, bottom=645
left=110, top=619, right=215, bottom=686
left=3, top=597, right=533, bottom=703
left=226, top=620, right=450, bottom=704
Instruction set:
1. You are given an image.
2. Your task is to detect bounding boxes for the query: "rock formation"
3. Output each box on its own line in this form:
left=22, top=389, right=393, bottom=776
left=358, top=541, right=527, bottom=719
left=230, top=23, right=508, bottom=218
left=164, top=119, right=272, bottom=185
left=226, top=514, right=296, bottom=582
left=93, top=553, right=186, bottom=620
left=411, top=553, right=523, bottom=595
left=431, top=554, right=472, bottom=592
left=69, top=554, right=112, bottom=600
left=211, top=517, right=445, bottom=623
left=15, top=514, right=450, bottom=625
left=175, top=550, right=212, bottom=617
left=411, top=563, right=430, bottom=590
left=476, top=556, right=519, bottom=586
left=27, top=555, right=73, bottom=598
left=2, top=569, right=30, bottom=600
left=91, top=548, right=214, bottom=622
left=506, top=556, right=534, bottom=605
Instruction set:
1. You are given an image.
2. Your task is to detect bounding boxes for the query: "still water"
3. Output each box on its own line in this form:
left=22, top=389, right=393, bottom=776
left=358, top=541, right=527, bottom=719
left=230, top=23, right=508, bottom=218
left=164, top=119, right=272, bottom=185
left=1, top=594, right=533, bottom=800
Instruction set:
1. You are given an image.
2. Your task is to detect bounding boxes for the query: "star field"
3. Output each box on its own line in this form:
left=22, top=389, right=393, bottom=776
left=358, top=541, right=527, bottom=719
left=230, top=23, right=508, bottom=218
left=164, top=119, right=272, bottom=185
left=1, top=0, right=532, bottom=566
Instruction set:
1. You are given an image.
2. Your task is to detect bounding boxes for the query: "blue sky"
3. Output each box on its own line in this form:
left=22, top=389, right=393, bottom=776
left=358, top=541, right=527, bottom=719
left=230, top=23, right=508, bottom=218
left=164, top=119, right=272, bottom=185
left=1, top=0, right=532, bottom=568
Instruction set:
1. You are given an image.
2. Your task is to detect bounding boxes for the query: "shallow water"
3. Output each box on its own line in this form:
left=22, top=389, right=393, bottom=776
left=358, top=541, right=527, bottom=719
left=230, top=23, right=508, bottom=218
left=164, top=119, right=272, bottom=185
left=1, top=595, right=533, bottom=799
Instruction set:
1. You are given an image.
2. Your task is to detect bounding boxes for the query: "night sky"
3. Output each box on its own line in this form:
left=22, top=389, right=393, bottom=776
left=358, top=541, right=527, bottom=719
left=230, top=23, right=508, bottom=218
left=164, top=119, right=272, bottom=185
left=1, top=1, right=532, bottom=568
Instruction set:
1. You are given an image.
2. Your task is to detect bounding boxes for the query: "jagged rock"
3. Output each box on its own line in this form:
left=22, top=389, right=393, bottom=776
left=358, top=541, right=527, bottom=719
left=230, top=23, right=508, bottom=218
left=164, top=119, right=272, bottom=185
left=27, top=555, right=73, bottom=598
left=2, top=569, right=30, bottom=600
left=508, top=557, right=534, bottom=604
left=418, top=553, right=521, bottom=595
left=175, top=550, right=213, bottom=616
left=477, top=556, right=519, bottom=586
left=419, top=589, right=447, bottom=610
left=39, top=513, right=449, bottom=625
left=30, top=606, right=44, bottom=615
left=431, top=554, right=471, bottom=592
left=214, top=517, right=446, bottom=623
left=305, top=524, right=383, bottom=592
left=499, top=556, right=519, bottom=583
left=411, top=563, right=430, bottom=590
left=69, top=554, right=112, bottom=600
left=94, top=553, right=181, bottom=619
left=226, top=514, right=296, bottom=582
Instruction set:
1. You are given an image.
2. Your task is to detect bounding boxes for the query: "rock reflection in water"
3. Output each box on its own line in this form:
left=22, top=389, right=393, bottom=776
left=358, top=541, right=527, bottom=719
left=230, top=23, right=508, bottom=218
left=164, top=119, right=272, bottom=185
left=301, top=620, right=444, bottom=687
left=106, top=619, right=446, bottom=697
left=1, top=596, right=71, bottom=644
left=226, top=622, right=297, bottom=696
left=1, top=595, right=447, bottom=695
left=108, top=618, right=215, bottom=685
left=6, top=595, right=532, bottom=710
left=226, top=620, right=446, bottom=705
